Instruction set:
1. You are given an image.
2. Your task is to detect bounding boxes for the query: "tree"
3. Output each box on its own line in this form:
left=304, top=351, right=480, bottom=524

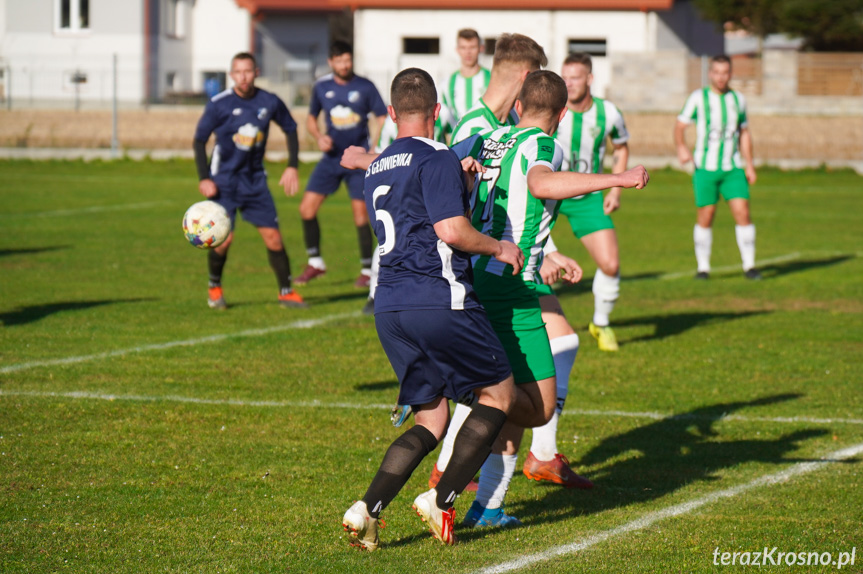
left=779, top=0, right=863, bottom=51
left=692, top=0, right=784, bottom=39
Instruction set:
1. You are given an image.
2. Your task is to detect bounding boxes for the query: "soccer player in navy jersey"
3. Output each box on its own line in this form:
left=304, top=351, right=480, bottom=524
left=341, top=68, right=524, bottom=550
left=193, top=52, right=306, bottom=309
left=295, top=41, right=388, bottom=288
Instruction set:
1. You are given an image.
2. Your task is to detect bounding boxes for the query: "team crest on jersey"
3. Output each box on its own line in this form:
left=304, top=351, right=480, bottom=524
left=232, top=123, right=264, bottom=150
left=330, top=105, right=361, bottom=130
left=232, top=108, right=243, bottom=116
left=325, top=90, right=335, bottom=99
left=257, top=108, right=268, bottom=120
left=590, top=126, right=603, bottom=139
left=348, top=90, right=360, bottom=103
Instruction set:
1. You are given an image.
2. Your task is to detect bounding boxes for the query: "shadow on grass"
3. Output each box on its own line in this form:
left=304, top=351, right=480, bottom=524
left=354, top=380, right=399, bottom=392
left=759, top=255, right=853, bottom=279
left=614, top=310, right=770, bottom=345
left=492, top=394, right=838, bottom=532
left=303, top=291, right=369, bottom=305
left=0, top=246, right=72, bottom=258
left=0, top=298, right=154, bottom=326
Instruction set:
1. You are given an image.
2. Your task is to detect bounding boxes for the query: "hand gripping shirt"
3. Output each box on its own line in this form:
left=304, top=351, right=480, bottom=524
left=194, top=87, right=297, bottom=187
left=364, top=136, right=481, bottom=312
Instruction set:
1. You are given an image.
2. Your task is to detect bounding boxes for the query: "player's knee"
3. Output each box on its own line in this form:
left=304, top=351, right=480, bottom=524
left=599, top=259, right=619, bottom=277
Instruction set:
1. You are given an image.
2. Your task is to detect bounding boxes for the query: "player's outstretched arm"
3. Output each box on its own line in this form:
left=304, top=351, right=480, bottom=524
left=341, top=146, right=379, bottom=171
left=528, top=165, right=649, bottom=200
left=433, top=216, right=524, bottom=275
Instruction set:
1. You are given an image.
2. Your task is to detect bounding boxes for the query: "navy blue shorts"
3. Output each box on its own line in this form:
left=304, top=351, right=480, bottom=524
left=306, top=154, right=365, bottom=200
left=375, top=308, right=512, bottom=408
left=213, top=172, right=279, bottom=229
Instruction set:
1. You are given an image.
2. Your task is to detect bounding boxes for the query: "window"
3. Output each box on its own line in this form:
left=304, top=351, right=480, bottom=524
left=56, top=0, right=90, bottom=32
left=166, top=72, right=177, bottom=91
left=165, top=0, right=186, bottom=38
left=484, top=37, right=497, bottom=55
left=567, top=39, right=607, bottom=57
left=402, top=37, right=439, bottom=55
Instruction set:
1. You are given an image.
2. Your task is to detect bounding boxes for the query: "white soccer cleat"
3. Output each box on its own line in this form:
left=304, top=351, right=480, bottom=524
left=412, top=489, right=456, bottom=545
left=342, top=500, right=380, bottom=551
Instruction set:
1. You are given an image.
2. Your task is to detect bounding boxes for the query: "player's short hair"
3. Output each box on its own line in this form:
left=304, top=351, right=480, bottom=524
left=457, top=28, right=481, bottom=42
left=329, top=41, right=353, bottom=59
left=492, top=33, right=548, bottom=70
left=517, top=70, right=567, bottom=116
left=232, top=52, right=257, bottom=68
left=563, top=52, right=592, bottom=73
left=391, top=68, right=438, bottom=119
left=709, top=54, right=732, bottom=68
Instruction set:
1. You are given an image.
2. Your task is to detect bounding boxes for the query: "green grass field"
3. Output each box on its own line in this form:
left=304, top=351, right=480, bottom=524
left=1, top=159, right=861, bottom=573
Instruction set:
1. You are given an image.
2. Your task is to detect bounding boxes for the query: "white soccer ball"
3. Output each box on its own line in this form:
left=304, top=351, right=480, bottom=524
left=182, top=200, right=231, bottom=249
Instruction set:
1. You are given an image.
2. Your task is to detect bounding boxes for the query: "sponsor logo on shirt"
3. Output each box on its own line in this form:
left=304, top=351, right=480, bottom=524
left=232, top=123, right=264, bottom=150
left=479, top=136, right=517, bottom=160
left=708, top=127, right=737, bottom=141
left=330, top=105, right=362, bottom=130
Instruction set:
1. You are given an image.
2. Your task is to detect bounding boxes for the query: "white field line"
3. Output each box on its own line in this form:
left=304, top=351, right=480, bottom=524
left=0, top=200, right=171, bottom=219
left=0, top=389, right=861, bottom=427
left=0, top=312, right=359, bottom=375
left=473, top=441, right=863, bottom=574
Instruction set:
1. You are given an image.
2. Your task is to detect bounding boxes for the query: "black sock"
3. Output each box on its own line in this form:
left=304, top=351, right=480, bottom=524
left=362, top=425, right=438, bottom=518
left=436, top=403, right=507, bottom=510
left=208, top=250, right=228, bottom=287
left=303, top=218, right=321, bottom=258
left=267, top=248, right=292, bottom=292
left=357, top=224, right=373, bottom=269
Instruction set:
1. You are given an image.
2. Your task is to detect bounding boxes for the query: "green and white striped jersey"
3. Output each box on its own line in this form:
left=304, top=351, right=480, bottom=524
left=678, top=87, right=749, bottom=172
left=471, top=126, right=565, bottom=281
left=555, top=97, right=629, bottom=200
left=450, top=98, right=519, bottom=145
left=443, top=67, right=491, bottom=129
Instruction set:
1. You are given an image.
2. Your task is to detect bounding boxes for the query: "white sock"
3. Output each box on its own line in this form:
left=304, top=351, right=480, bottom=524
left=592, top=270, right=620, bottom=327
left=693, top=224, right=712, bottom=273
left=530, top=333, right=579, bottom=460
left=369, top=248, right=380, bottom=299
left=435, top=402, right=472, bottom=472
left=735, top=224, right=756, bottom=271
left=308, top=256, right=326, bottom=271
left=475, top=453, right=517, bottom=510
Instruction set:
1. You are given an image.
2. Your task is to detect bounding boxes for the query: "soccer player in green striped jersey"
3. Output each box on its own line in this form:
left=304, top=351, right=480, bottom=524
left=555, top=52, right=631, bottom=352
left=442, top=29, right=491, bottom=134
left=675, top=54, right=760, bottom=280
left=449, top=71, right=649, bottom=527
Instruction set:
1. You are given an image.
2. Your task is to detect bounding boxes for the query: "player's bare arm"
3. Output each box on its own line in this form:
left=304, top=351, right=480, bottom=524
left=369, top=114, right=386, bottom=150
left=528, top=164, right=649, bottom=200
left=340, top=146, right=378, bottom=170
left=674, top=120, right=692, bottom=165
left=307, top=113, right=333, bottom=153
left=433, top=216, right=524, bottom=275
left=605, top=141, right=629, bottom=214
left=740, top=128, right=757, bottom=184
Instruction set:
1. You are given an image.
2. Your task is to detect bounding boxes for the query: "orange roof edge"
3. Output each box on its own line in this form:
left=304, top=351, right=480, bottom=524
left=236, top=0, right=673, bottom=14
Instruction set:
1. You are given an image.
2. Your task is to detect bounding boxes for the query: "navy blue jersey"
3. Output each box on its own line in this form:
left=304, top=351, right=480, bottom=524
left=310, top=74, right=387, bottom=156
left=365, top=137, right=481, bottom=312
left=194, top=88, right=297, bottom=188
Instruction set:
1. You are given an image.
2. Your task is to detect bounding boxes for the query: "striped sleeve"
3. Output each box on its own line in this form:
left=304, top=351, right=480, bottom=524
left=677, top=90, right=699, bottom=124
left=736, top=91, right=749, bottom=129
left=607, top=102, right=630, bottom=144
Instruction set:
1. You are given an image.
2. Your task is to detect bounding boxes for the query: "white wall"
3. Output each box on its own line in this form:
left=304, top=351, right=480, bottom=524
left=354, top=8, right=652, bottom=101
left=191, top=0, right=250, bottom=92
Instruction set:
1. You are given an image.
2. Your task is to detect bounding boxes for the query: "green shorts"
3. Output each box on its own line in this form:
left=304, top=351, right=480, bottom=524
left=693, top=168, right=750, bottom=208
left=473, top=271, right=554, bottom=385
left=557, top=191, right=614, bottom=239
